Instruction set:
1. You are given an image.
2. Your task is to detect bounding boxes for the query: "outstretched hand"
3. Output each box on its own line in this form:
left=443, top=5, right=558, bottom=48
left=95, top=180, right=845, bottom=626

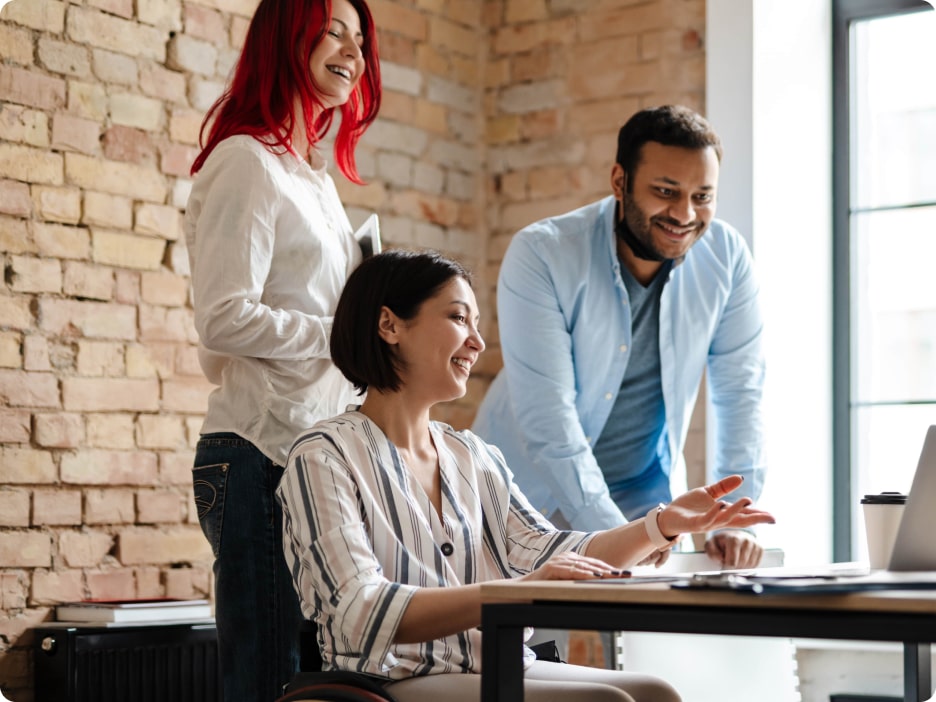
left=657, top=475, right=774, bottom=539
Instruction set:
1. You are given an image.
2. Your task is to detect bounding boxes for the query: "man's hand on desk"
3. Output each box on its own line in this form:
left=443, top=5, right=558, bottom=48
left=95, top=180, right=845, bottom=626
left=704, top=530, right=763, bottom=569
left=636, top=548, right=671, bottom=568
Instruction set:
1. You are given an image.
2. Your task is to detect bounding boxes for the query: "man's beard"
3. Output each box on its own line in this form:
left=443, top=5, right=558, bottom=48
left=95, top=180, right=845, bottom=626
left=615, top=200, right=667, bottom=262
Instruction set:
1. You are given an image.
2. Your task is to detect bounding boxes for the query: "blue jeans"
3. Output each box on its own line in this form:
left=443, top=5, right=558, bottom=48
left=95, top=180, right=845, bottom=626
left=193, top=433, right=302, bottom=702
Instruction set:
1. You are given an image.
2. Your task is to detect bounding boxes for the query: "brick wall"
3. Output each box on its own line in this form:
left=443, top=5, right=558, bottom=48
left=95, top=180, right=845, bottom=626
left=0, top=0, right=705, bottom=698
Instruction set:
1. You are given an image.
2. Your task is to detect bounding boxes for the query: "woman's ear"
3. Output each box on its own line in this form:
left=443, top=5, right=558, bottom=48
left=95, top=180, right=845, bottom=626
left=377, top=306, right=400, bottom=345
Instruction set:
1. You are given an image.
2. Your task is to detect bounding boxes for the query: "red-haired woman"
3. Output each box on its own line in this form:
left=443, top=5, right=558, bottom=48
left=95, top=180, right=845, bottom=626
left=183, top=1, right=381, bottom=700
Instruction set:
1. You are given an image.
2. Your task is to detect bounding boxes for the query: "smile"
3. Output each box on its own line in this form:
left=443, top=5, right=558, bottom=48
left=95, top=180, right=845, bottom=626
left=452, top=358, right=471, bottom=374
left=327, top=65, right=352, bottom=80
left=654, top=220, right=697, bottom=237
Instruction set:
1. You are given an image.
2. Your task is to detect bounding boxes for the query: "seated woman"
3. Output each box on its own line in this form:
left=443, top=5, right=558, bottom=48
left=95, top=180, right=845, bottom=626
left=277, top=249, right=775, bottom=702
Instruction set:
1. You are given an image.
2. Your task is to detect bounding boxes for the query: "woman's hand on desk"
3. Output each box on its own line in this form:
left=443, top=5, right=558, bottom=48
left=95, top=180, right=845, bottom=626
left=518, top=551, right=627, bottom=582
left=658, top=475, right=775, bottom=539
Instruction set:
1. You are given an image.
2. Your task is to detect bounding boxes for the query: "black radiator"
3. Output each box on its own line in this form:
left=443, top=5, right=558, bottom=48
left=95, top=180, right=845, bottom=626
left=33, top=622, right=221, bottom=702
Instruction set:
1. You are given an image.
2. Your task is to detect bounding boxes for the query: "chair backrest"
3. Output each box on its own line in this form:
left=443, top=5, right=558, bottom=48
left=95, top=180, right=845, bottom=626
left=298, top=619, right=324, bottom=672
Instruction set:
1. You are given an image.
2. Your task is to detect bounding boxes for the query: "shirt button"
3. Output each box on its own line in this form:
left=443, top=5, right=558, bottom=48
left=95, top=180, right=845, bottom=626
left=605, top=392, right=613, bottom=400
left=441, top=543, right=454, bottom=556
left=620, top=344, right=628, bottom=352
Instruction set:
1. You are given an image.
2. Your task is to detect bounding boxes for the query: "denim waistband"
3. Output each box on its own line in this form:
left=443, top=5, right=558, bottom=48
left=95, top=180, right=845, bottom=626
left=196, top=432, right=254, bottom=449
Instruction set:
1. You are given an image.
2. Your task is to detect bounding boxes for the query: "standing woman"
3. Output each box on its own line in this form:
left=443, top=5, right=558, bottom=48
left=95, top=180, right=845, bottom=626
left=278, top=250, right=774, bottom=701
left=184, top=1, right=380, bottom=700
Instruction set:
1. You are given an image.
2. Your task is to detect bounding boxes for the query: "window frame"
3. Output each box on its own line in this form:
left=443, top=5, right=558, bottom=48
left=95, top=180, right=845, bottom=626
left=831, top=0, right=933, bottom=561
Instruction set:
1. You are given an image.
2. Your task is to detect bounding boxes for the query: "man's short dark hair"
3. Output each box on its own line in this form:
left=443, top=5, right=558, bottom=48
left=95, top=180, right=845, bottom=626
left=615, top=105, right=723, bottom=187
left=331, top=248, right=472, bottom=395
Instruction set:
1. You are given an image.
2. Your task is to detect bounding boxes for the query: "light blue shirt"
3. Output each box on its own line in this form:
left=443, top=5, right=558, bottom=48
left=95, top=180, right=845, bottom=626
left=472, top=196, right=766, bottom=532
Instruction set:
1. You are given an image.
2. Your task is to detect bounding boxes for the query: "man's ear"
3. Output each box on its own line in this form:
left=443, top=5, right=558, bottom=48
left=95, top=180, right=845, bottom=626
left=377, top=306, right=400, bottom=345
left=611, top=163, right=627, bottom=201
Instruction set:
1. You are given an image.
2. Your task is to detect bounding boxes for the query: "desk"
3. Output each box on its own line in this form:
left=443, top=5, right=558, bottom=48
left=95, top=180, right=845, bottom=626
left=480, top=580, right=936, bottom=702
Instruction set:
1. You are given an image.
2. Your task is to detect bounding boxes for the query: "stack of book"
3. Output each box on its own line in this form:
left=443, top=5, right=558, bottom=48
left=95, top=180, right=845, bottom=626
left=55, top=598, right=213, bottom=626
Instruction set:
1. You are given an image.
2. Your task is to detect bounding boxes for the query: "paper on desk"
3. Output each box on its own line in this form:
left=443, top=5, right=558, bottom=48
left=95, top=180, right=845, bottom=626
left=673, top=569, right=936, bottom=595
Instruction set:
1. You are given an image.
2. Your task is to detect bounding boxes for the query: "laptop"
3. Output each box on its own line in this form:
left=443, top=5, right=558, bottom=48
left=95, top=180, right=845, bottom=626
left=887, top=424, right=936, bottom=571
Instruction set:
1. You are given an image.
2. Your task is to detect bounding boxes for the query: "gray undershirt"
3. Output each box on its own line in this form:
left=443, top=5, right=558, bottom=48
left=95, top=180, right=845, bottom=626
left=592, top=260, right=672, bottom=520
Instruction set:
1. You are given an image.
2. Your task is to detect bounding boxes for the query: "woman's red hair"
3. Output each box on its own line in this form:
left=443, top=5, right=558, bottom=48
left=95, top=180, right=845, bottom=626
left=190, top=0, right=381, bottom=184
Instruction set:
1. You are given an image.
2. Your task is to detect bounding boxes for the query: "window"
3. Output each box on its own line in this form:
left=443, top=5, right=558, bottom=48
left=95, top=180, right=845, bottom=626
left=832, top=0, right=936, bottom=560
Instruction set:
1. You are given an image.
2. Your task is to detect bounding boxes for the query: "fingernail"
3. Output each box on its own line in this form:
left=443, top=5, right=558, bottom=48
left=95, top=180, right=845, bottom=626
left=593, top=571, right=603, bottom=577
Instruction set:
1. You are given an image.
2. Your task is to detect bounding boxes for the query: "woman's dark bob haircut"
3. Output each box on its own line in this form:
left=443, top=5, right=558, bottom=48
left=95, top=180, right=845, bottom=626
left=331, top=249, right=472, bottom=394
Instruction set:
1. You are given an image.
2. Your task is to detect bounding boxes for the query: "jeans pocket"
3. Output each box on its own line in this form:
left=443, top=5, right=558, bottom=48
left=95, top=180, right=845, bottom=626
left=193, top=462, right=229, bottom=558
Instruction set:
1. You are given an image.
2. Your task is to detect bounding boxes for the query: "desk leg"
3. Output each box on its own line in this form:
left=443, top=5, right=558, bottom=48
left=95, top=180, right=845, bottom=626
left=903, top=642, right=932, bottom=702
left=481, top=606, right=525, bottom=702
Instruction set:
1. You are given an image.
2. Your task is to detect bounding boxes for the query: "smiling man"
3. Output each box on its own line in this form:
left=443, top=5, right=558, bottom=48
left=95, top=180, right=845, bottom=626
left=473, top=105, right=767, bottom=570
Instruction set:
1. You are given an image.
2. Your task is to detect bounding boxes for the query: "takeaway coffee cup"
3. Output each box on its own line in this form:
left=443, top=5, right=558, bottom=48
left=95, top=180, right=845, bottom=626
left=860, top=492, right=907, bottom=570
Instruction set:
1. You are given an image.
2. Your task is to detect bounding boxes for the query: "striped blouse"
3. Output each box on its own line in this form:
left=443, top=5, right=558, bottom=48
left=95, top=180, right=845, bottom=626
left=277, top=411, right=595, bottom=679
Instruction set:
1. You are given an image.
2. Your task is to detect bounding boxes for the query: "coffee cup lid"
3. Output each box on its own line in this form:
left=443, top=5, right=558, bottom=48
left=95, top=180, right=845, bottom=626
left=860, top=491, right=907, bottom=504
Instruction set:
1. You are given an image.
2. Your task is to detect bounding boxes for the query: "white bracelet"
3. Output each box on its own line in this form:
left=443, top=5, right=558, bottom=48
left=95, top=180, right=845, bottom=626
left=644, top=503, right=678, bottom=550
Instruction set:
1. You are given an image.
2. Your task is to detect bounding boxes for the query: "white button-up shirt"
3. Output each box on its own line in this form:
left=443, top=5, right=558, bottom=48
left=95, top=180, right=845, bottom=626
left=184, top=135, right=361, bottom=464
